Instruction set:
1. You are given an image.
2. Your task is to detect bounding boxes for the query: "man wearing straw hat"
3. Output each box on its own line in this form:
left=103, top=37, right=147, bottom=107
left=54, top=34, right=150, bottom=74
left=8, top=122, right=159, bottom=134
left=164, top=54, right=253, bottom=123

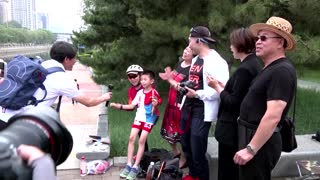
left=233, top=16, right=297, bottom=179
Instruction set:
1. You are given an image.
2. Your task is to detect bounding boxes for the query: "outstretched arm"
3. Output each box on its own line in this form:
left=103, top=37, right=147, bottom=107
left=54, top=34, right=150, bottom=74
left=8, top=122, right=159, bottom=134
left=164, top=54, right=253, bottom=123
left=110, top=102, right=135, bottom=110
left=73, top=92, right=112, bottom=107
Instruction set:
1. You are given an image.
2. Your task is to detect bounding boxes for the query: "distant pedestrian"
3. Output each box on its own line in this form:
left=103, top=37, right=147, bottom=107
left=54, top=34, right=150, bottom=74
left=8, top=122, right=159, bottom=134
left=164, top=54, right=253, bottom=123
left=72, top=79, right=80, bottom=104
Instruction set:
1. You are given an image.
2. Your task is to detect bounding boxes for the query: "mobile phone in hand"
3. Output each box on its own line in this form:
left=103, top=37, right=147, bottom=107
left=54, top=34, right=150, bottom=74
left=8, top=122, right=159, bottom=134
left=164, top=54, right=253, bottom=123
left=204, top=71, right=211, bottom=77
left=0, top=60, right=7, bottom=78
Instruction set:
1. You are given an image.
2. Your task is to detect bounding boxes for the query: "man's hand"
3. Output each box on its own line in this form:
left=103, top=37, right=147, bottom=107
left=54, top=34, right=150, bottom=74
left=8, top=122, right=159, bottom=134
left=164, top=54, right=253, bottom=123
left=17, top=144, right=45, bottom=165
left=102, top=92, right=112, bottom=101
left=233, top=148, right=254, bottom=165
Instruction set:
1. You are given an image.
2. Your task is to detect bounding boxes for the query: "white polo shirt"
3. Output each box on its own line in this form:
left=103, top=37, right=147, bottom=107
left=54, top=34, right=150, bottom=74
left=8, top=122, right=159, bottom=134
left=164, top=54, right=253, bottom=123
left=0, top=59, right=80, bottom=122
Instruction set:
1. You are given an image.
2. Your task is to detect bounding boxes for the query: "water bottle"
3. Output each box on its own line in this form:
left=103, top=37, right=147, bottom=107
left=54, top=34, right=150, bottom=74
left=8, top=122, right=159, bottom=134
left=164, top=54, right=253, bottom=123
left=146, top=161, right=155, bottom=180
left=80, top=156, right=87, bottom=176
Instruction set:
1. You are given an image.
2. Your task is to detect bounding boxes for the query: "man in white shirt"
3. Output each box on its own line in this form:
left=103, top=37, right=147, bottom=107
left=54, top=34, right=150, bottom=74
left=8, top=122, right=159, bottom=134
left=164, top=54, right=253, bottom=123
left=0, top=41, right=112, bottom=129
left=180, top=26, right=229, bottom=180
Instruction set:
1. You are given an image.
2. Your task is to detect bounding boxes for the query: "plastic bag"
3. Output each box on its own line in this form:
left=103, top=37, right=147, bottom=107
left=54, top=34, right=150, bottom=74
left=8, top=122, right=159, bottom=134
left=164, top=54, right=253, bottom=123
left=86, top=159, right=112, bottom=175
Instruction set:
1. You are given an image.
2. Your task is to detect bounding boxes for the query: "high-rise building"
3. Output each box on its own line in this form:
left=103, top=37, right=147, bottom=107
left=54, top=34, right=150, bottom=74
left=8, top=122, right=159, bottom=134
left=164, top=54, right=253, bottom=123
left=0, top=0, right=12, bottom=24
left=36, top=12, right=48, bottom=29
left=11, top=0, right=36, bottom=30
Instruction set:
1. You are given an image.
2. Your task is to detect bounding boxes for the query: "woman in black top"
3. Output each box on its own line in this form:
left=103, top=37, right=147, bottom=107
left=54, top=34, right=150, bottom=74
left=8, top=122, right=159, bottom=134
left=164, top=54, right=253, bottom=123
left=159, top=47, right=193, bottom=168
left=207, top=28, right=262, bottom=180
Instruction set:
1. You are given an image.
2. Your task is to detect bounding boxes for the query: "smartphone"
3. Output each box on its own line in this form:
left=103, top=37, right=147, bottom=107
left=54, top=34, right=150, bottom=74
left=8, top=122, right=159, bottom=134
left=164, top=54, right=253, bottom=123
left=204, top=71, right=211, bottom=77
left=0, top=59, right=7, bottom=78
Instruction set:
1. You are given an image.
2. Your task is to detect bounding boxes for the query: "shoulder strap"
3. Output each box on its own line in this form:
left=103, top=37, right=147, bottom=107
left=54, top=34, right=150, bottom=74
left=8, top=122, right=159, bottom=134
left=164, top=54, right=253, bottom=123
left=47, top=67, right=65, bottom=74
left=281, top=60, right=297, bottom=124
left=56, top=96, right=63, bottom=112
left=35, top=66, right=65, bottom=111
left=292, top=82, right=297, bottom=123
left=283, top=61, right=297, bottom=123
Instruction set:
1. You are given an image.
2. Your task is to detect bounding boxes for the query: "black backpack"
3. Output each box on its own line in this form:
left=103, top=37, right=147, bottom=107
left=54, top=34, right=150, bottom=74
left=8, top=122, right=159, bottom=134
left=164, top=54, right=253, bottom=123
left=138, top=148, right=174, bottom=178
left=0, top=55, right=64, bottom=110
left=153, top=158, right=183, bottom=180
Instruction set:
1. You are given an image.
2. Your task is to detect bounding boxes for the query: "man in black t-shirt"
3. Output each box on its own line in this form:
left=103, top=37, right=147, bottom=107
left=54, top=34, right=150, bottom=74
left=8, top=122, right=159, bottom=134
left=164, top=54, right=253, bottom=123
left=233, top=17, right=297, bottom=180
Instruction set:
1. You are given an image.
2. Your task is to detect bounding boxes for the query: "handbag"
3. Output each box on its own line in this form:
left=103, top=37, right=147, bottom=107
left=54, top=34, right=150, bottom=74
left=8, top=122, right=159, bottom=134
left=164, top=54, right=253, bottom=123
left=280, top=85, right=297, bottom=152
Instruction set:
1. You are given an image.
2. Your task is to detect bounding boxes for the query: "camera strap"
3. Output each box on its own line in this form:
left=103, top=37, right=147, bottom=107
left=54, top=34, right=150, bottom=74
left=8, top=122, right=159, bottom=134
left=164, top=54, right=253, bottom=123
left=55, top=96, right=63, bottom=112
left=179, top=95, right=186, bottom=110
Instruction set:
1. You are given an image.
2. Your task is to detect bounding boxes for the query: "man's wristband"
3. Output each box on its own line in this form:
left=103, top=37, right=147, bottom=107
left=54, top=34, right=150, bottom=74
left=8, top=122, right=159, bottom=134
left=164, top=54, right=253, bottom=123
left=246, top=144, right=256, bottom=156
left=120, top=104, right=123, bottom=110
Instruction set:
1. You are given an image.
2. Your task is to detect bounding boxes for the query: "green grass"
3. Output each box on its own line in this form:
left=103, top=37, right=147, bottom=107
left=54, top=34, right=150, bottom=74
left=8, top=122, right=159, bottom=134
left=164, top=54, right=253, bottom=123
left=108, top=86, right=320, bottom=157
left=294, top=88, right=320, bottom=134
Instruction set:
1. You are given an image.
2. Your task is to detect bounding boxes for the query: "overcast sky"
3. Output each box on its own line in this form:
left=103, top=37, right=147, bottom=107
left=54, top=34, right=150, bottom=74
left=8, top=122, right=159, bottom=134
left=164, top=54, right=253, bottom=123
left=36, top=0, right=84, bottom=33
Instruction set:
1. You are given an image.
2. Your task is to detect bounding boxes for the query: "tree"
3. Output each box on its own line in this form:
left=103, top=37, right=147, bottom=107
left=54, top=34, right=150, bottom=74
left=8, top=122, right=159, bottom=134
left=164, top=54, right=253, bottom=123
left=0, top=25, right=56, bottom=44
left=74, top=0, right=212, bottom=84
left=7, top=20, right=22, bottom=28
left=75, top=0, right=320, bottom=84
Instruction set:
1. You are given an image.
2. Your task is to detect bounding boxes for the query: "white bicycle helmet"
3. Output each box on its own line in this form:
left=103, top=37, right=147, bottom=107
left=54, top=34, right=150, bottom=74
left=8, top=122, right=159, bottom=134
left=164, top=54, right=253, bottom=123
left=126, top=64, right=143, bottom=74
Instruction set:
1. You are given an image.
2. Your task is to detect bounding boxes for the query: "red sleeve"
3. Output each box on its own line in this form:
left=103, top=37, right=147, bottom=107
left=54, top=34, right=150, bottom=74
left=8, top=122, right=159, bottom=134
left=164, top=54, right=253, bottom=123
left=154, top=90, right=162, bottom=105
left=127, top=87, right=134, bottom=111
left=128, top=88, right=133, bottom=104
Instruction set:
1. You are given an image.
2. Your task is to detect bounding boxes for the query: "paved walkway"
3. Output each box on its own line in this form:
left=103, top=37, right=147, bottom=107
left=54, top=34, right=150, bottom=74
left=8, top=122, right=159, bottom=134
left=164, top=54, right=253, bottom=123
left=56, top=62, right=125, bottom=179
left=298, top=79, right=320, bottom=92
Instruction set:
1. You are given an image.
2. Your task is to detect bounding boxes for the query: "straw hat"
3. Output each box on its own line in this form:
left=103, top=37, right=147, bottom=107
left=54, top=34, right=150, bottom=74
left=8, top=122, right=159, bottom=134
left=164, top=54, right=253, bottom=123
left=250, top=16, right=296, bottom=50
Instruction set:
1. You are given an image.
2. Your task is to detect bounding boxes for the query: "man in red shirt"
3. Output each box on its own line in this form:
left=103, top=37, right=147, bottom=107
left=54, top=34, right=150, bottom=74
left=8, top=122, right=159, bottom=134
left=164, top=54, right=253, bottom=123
left=127, top=65, right=144, bottom=104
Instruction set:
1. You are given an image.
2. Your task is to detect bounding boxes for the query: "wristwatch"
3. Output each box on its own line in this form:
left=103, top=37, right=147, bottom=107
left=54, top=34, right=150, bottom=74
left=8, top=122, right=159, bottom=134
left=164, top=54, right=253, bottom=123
left=246, top=144, right=256, bottom=155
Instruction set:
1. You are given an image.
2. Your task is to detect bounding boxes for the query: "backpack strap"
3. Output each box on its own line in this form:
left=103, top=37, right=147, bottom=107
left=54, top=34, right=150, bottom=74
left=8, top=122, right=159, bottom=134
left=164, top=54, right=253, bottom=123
left=47, top=67, right=65, bottom=74
left=35, top=66, right=65, bottom=112
left=56, top=96, right=63, bottom=113
left=47, top=66, right=65, bottom=112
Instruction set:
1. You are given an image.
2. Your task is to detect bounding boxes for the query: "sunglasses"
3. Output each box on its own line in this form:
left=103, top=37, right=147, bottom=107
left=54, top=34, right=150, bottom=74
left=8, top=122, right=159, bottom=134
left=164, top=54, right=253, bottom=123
left=128, top=74, right=138, bottom=79
left=255, top=35, right=282, bottom=42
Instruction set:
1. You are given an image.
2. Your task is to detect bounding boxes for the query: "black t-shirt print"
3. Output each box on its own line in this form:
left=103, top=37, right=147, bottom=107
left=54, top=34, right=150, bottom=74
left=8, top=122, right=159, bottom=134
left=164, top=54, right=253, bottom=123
left=184, top=57, right=204, bottom=107
left=189, top=57, right=204, bottom=91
